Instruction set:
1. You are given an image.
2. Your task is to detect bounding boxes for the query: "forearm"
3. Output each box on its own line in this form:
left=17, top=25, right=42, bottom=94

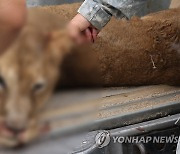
left=78, top=0, right=113, bottom=30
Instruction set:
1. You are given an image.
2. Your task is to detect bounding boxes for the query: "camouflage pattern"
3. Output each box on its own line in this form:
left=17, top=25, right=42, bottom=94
left=78, top=0, right=171, bottom=30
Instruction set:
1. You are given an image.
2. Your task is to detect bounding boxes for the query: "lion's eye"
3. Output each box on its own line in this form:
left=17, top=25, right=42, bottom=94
left=0, top=76, right=6, bottom=90
left=32, top=82, right=46, bottom=93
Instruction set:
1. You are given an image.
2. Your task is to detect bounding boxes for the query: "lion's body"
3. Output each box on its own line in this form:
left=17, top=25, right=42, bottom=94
left=38, top=4, right=180, bottom=86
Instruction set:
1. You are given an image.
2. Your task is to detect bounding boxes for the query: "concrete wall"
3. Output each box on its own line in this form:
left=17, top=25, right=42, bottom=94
left=26, top=0, right=83, bottom=7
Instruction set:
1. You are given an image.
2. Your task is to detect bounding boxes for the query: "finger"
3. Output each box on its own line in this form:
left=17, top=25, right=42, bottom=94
left=92, top=28, right=99, bottom=42
left=84, top=28, right=93, bottom=43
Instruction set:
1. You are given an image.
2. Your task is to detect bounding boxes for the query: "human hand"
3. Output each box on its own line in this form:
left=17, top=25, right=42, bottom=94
left=68, top=14, right=99, bottom=44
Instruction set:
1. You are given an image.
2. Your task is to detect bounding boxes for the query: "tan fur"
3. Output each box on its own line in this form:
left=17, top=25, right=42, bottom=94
left=0, top=3, right=179, bottom=146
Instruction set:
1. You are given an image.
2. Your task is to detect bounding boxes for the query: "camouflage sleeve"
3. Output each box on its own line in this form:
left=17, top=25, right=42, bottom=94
left=78, top=0, right=112, bottom=30
left=78, top=0, right=170, bottom=30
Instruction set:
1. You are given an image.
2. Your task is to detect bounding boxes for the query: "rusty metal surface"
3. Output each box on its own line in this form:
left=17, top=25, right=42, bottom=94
left=40, top=85, right=180, bottom=136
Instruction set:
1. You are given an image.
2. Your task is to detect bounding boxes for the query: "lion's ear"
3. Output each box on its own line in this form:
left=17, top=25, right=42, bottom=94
left=46, top=30, right=74, bottom=65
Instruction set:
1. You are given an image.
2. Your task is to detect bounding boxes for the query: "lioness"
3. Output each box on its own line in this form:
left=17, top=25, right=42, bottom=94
left=0, top=3, right=179, bottom=147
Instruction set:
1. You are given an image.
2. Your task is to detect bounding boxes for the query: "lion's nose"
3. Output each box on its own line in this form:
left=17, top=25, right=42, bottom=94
left=5, top=116, right=27, bottom=135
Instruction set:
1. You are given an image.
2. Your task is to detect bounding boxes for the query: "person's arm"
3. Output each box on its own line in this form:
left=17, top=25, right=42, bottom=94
left=69, top=0, right=170, bottom=43
left=77, top=0, right=149, bottom=30
left=68, top=0, right=140, bottom=43
left=78, top=0, right=170, bottom=30
left=0, top=0, right=26, bottom=52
